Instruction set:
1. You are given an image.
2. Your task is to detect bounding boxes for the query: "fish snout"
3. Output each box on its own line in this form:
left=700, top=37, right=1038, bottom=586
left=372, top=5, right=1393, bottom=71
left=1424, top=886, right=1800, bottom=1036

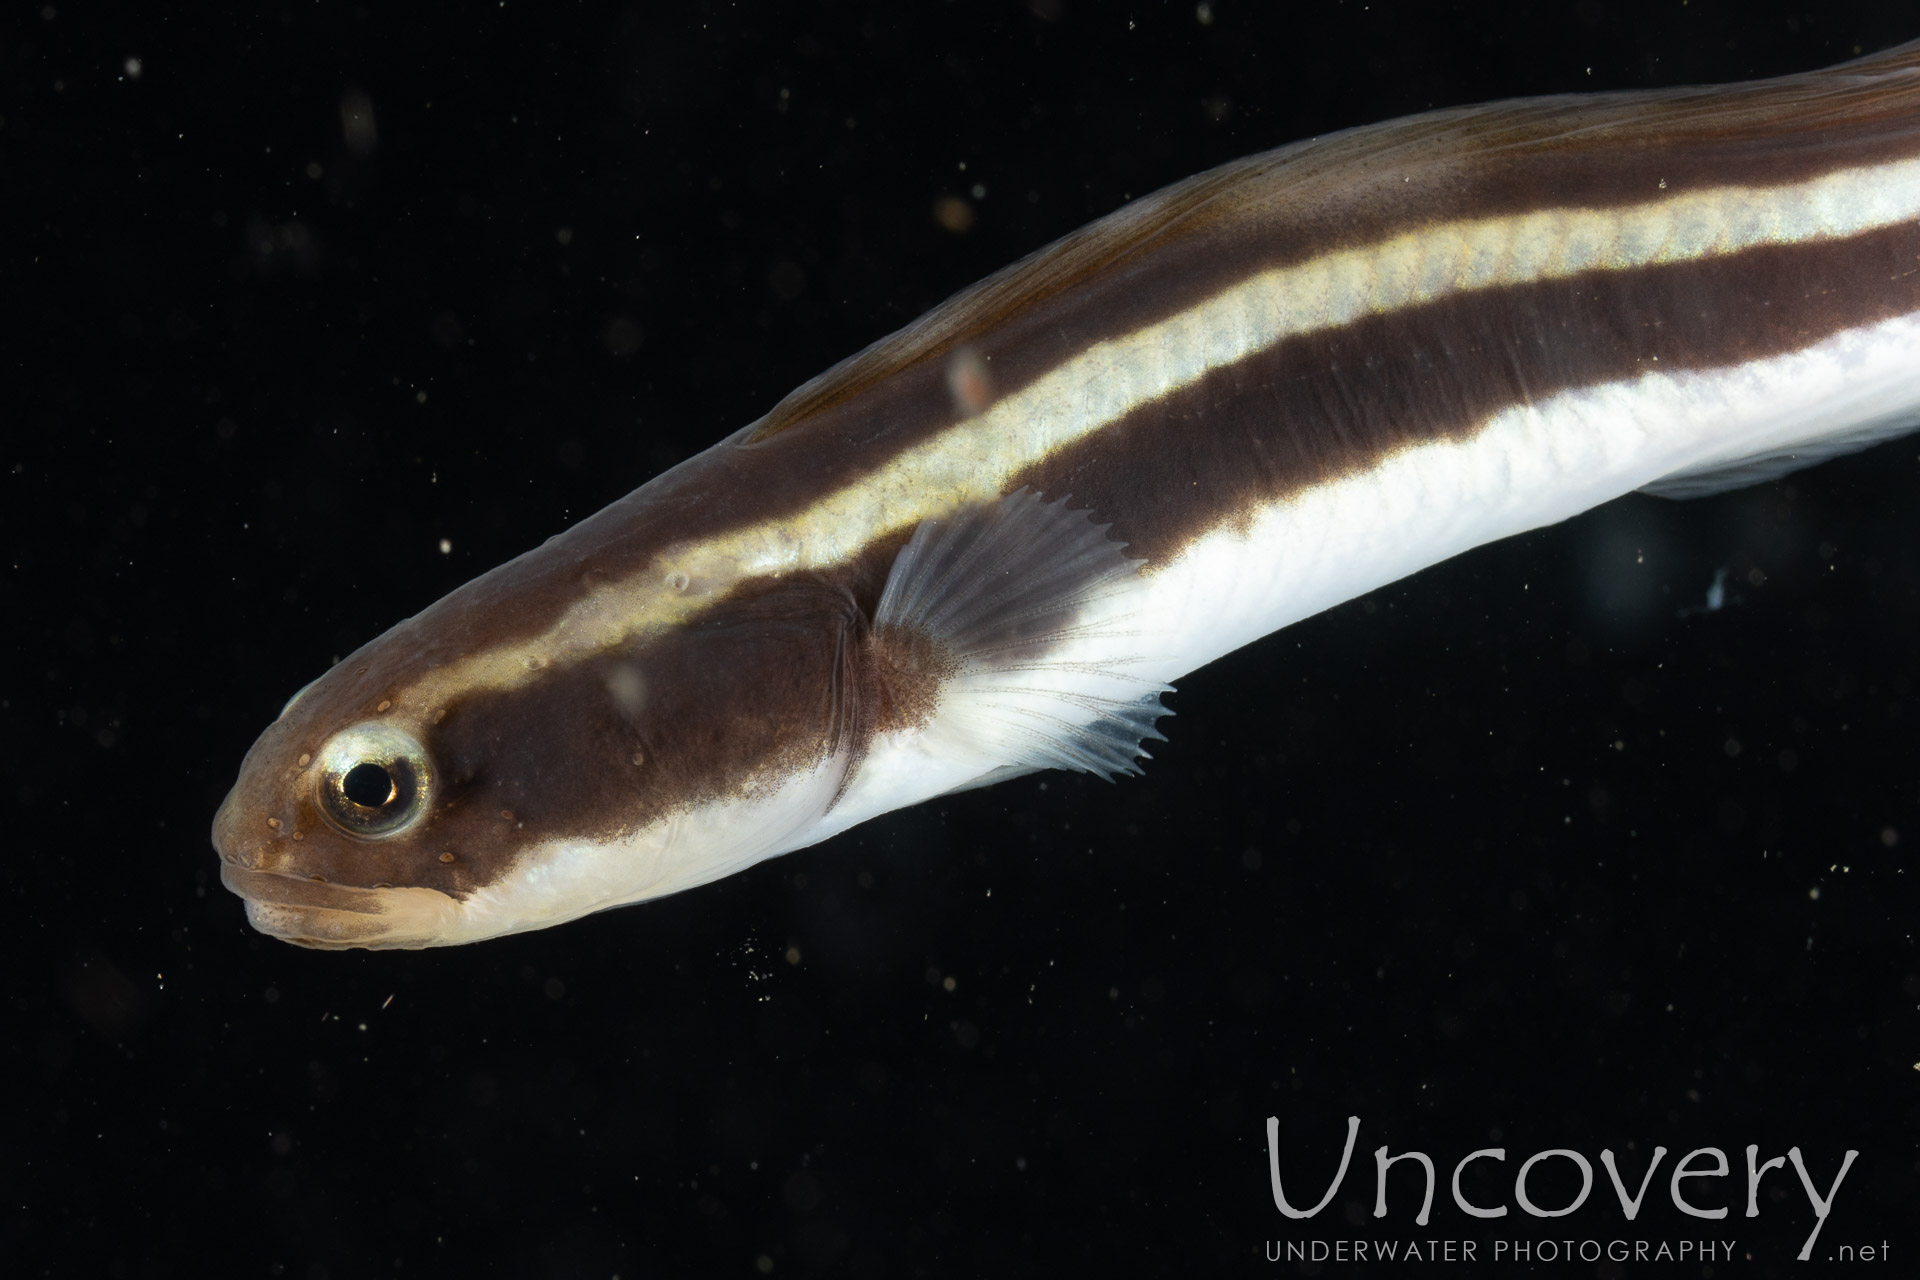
left=210, top=784, right=273, bottom=871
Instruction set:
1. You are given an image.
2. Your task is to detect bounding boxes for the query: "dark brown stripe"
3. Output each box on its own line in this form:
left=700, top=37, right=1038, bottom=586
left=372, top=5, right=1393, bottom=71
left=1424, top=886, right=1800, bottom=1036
left=399, top=572, right=883, bottom=884
left=1013, top=220, right=1920, bottom=565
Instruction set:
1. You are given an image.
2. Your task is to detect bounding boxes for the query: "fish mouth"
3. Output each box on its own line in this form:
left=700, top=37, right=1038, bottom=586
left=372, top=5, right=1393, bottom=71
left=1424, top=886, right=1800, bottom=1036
left=219, top=864, right=462, bottom=950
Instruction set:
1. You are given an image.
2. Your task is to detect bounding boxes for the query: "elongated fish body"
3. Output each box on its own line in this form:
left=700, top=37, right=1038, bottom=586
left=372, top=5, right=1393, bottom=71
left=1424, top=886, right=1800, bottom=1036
left=214, top=42, right=1920, bottom=949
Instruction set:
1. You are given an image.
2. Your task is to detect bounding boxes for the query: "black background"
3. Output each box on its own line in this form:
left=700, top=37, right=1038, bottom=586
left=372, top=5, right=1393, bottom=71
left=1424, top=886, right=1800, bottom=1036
left=10, top=1, right=1920, bottom=1275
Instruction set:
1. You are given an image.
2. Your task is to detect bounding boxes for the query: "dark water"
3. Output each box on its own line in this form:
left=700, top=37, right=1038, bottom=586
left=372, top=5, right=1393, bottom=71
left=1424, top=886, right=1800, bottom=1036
left=12, top=2, right=1919, bottom=1274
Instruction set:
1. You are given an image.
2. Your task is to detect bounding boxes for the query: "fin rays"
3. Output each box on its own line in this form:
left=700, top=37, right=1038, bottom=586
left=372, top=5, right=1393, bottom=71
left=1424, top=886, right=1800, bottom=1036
left=873, top=489, right=1173, bottom=782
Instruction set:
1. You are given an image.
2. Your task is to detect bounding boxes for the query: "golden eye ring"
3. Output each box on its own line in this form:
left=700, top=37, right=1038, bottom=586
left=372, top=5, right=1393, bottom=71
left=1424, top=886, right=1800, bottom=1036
left=313, top=722, right=433, bottom=838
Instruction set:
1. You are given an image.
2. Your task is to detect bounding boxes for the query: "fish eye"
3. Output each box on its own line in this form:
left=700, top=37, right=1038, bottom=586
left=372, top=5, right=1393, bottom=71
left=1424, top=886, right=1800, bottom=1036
left=314, top=722, right=432, bottom=838
left=342, top=761, right=397, bottom=807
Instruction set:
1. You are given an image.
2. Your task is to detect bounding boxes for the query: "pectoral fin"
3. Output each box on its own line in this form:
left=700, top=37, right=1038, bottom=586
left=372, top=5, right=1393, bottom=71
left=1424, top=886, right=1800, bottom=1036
left=871, top=489, right=1172, bottom=780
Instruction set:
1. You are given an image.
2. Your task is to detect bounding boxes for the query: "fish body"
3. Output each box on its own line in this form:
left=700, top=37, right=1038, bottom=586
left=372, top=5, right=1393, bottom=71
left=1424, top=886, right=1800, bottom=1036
left=214, top=41, right=1920, bottom=948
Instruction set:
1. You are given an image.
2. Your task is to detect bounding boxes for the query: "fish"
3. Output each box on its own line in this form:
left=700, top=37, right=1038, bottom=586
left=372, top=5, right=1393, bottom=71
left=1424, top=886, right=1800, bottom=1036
left=213, top=39, right=1920, bottom=949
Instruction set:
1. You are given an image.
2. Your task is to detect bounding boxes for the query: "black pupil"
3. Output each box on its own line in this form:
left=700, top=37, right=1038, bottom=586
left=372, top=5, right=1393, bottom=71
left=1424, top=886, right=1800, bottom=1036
left=342, top=762, right=396, bottom=808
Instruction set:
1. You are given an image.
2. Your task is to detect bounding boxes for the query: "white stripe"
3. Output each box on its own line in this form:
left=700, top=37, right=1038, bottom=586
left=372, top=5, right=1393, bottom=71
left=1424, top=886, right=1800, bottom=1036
left=735, top=153, right=1920, bottom=577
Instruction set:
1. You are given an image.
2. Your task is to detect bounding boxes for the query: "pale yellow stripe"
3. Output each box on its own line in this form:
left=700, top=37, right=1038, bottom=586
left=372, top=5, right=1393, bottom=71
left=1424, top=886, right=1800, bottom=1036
left=398, top=153, right=1920, bottom=711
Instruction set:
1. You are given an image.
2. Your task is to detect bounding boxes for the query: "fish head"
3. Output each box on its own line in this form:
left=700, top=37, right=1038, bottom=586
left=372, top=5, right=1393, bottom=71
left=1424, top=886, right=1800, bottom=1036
left=210, top=643, right=536, bottom=950
left=212, top=563, right=869, bottom=950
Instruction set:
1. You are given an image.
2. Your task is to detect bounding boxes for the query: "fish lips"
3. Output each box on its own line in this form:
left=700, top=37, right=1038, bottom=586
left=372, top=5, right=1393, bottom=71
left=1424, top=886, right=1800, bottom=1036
left=219, top=864, right=460, bottom=950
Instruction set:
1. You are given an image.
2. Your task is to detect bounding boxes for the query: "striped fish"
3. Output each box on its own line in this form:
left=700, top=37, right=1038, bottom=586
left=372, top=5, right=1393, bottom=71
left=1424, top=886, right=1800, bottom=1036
left=213, top=41, right=1920, bottom=949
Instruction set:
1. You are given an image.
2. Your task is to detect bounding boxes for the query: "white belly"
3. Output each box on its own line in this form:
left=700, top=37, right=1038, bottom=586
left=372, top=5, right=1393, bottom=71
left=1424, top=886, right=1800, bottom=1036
left=1142, top=310, right=1920, bottom=678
